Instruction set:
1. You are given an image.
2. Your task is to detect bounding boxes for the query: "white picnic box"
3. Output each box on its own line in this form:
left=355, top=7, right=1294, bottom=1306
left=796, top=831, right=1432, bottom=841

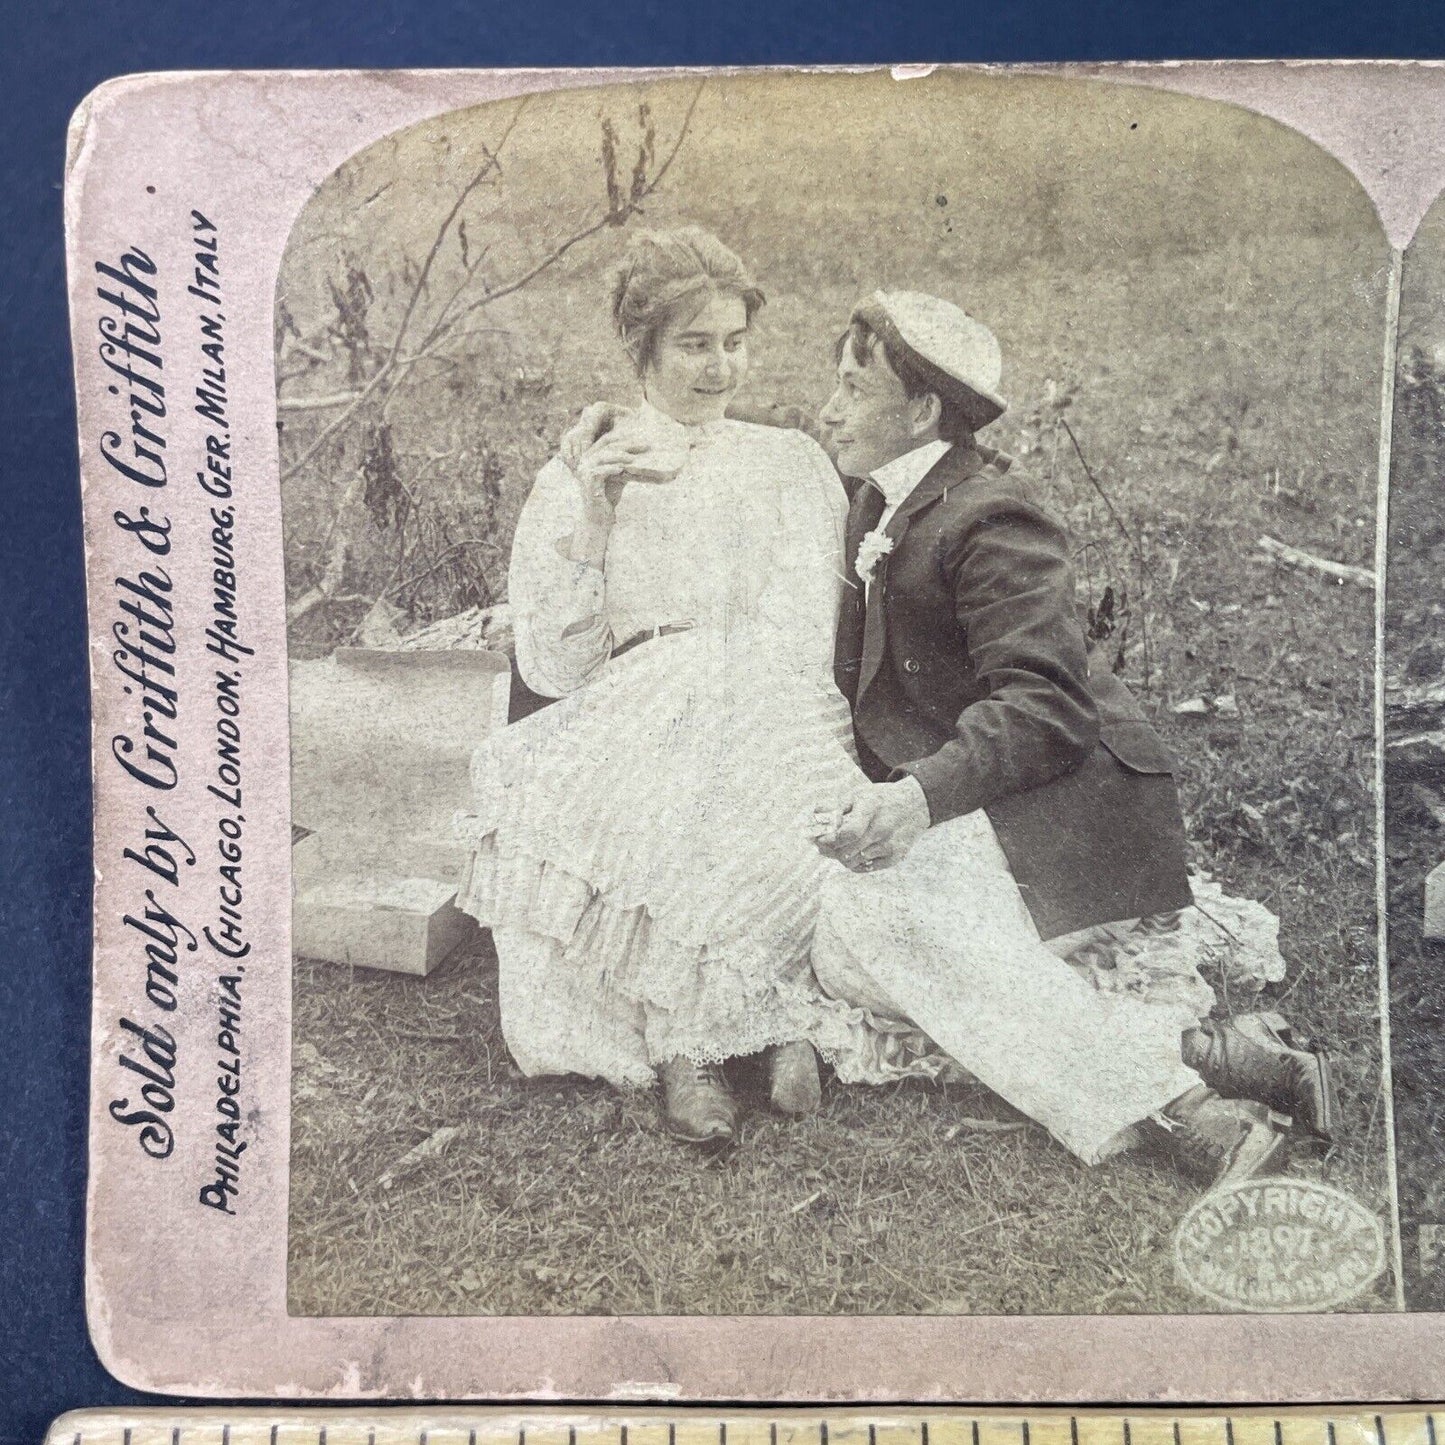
left=289, top=646, right=512, bottom=974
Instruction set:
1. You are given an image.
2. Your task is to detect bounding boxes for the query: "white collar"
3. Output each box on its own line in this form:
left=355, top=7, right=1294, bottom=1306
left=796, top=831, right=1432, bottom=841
left=635, top=397, right=727, bottom=440
left=870, top=439, right=952, bottom=510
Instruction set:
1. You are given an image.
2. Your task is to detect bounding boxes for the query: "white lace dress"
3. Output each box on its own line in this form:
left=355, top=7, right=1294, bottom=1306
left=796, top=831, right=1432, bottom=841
left=456, top=405, right=879, bottom=1080
left=457, top=404, right=1291, bottom=1163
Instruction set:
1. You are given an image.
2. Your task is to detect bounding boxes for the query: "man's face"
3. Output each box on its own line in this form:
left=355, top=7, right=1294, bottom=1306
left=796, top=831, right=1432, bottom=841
left=819, top=333, right=921, bottom=478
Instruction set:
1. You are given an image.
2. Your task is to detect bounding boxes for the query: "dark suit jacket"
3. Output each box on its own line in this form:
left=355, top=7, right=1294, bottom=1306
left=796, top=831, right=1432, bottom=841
left=835, top=442, right=1193, bottom=941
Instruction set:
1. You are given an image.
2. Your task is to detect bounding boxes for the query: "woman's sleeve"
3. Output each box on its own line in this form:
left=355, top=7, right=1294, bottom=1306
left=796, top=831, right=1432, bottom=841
left=752, top=430, right=849, bottom=678
left=508, top=457, right=614, bottom=697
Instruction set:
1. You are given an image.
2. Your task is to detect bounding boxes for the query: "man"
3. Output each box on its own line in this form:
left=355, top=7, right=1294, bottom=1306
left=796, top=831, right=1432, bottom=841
left=807, top=291, right=1333, bottom=1184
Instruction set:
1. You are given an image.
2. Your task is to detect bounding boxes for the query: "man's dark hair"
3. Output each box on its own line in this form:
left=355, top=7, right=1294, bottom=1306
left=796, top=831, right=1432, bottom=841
left=836, top=320, right=977, bottom=445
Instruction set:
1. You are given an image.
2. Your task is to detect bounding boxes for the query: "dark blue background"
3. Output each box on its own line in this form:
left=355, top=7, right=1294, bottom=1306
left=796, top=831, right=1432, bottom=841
left=5, top=3, right=1445, bottom=1442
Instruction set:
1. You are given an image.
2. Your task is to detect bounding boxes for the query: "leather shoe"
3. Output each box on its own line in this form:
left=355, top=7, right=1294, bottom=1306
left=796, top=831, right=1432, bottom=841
left=1141, top=1083, right=1287, bottom=1187
left=1181, top=1011, right=1335, bottom=1145
left=659, top=1057, right=737, bottom=1145
left=768, top=1041, right=822, bottom=1116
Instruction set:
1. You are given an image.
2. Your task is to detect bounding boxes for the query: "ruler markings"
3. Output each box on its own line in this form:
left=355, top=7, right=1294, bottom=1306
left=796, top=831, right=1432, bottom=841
left=39, top=1411, right=1445, bottom=1445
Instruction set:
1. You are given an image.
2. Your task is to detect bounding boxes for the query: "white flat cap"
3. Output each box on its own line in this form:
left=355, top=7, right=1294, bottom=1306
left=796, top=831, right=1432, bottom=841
left=852, top=290, right=1007, bottom=431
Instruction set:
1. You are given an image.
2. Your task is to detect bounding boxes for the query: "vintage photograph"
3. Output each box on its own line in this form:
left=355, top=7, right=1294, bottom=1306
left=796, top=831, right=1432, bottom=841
left=276, top=70, right=1391, bottom=1317
left=1385, top=187, right=1445, bottom=1314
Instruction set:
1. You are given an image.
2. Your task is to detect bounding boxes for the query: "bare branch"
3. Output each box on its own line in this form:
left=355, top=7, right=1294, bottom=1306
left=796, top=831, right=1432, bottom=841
left=279, top=82, right=703, bottom=488
left=423, top=212, right=618, bottom=351
left=278, top=391, right=364, bottom=412
left=1059, top=418, right=1155, bottom=690
left=283, top=334, right=333, bottom=364
left=387, top=537, right=503, bottom=601
left=385, top=96, right=529, bottom=366
left=1060, top=419, right=1154, bottom=581
left=1258, top=534, right=1375, bottom=589
left=395, top=325, right=511, bottom=366
left=419, top=79, right=706, bottom=356
left=279, top=364, right=391, bottom=482
left=279, top=99, right=528, bottom=484
left=419, top=241, right=496, bottom=344
left=287, top=471, right=369, bottom=625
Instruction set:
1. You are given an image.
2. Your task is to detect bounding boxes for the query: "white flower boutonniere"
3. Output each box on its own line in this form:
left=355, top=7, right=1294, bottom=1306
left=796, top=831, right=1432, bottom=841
left=856, top=529, right=894, bottom=588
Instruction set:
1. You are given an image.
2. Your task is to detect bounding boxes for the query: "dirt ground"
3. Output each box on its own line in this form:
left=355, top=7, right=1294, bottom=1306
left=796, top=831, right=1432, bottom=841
left=281, top=73, right=1395, bottom=1316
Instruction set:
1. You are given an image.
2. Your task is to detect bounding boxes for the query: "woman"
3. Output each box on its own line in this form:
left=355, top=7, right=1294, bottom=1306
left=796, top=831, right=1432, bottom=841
left=457, top=227, right=875, bottom=1145
left=460, top=226, right=1325, bottom=1175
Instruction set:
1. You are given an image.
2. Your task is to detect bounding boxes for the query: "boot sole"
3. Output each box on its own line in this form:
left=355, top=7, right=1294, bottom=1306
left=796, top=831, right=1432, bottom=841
left=1307, top=1051, right=1337, bottom=1145
left=664, top=1117, right=737, bottom=1148
left=1215, top=1120, right=1290, bottom=1189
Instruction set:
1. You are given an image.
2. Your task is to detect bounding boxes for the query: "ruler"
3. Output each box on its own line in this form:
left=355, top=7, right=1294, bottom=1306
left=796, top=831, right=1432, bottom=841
left=41, top=1409, right=1445, bottom=1445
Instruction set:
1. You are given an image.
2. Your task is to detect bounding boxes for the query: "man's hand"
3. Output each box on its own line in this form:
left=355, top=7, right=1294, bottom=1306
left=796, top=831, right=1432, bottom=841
left=808, top=777, right=932, bottom=871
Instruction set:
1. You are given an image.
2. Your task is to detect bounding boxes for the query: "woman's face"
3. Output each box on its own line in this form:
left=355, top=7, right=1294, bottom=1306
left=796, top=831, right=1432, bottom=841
left=642, top=290, right=750, bottom=425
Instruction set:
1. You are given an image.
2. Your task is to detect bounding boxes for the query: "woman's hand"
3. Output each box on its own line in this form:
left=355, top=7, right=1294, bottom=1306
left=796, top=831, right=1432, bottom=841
left=557, top=401, right=687, bottom=566
left=560, top=402, right=629, bottom=470
left=574, top=434, right=653, bottom=515
left=562, top=403, right=647, bottom=515
left=561, top=432, right=651, bottom=568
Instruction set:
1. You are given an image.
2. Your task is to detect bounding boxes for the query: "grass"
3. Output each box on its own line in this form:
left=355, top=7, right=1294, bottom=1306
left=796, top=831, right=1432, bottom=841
left=289, top=930, right=1388, bottom=1318
left=1383, top=340, right=1445, bottom=1313
left=285, top=458, right=1390, bottom=1316
left=282, top=73, right=1393, bottom=1317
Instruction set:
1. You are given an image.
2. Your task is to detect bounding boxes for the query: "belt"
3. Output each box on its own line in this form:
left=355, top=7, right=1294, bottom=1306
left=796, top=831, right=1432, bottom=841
left=612, top=622, right=695, bottom=659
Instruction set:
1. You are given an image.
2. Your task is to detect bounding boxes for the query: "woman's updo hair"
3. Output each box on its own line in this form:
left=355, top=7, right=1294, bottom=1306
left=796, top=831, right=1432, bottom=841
left=611, top=226, right=765, bottom=374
